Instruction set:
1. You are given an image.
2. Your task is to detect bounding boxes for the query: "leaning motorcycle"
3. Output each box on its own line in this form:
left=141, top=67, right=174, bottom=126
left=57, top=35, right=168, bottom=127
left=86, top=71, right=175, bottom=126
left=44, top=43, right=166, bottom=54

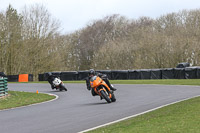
left=90, top=76, right=116, bottom=103
left=52, top=77, right=67, bottom=91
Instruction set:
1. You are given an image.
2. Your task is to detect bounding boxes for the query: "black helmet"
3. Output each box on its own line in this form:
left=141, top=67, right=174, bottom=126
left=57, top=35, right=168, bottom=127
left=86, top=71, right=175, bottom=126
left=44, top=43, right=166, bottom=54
left=89, top=69, right=95, bottom=76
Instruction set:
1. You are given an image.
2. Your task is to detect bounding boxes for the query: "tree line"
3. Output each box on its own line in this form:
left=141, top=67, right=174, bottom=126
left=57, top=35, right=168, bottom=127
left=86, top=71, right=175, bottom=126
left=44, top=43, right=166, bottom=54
left=1, top=4, right=200, bottom=80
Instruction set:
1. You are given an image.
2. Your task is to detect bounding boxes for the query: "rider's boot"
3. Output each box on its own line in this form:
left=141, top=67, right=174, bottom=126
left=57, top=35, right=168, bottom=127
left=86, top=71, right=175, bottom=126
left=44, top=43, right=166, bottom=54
left=110, top=84, right=117, bottom=91
left=104, top=79, right=117, bottom=91
left=51, top=84, right=55, bottom=90
left=100, top=96, right=103, bottom=100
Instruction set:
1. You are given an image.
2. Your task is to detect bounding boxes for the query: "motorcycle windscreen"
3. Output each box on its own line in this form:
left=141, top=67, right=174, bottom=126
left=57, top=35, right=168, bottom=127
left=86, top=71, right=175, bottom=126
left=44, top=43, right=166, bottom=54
left=90, top=76, right=102, bottom=87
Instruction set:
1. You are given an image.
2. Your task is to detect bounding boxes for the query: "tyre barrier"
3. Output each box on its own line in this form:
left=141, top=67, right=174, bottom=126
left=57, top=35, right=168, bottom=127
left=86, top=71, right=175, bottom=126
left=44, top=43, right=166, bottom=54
left=40, top=67, right=200, bottom=81
left=0, top=77, right=8, bottom=97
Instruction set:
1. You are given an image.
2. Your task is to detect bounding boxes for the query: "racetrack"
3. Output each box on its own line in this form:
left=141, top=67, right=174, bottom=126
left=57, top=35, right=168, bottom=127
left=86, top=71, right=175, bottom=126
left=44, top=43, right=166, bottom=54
left=1, top=83, right=200, bottom=133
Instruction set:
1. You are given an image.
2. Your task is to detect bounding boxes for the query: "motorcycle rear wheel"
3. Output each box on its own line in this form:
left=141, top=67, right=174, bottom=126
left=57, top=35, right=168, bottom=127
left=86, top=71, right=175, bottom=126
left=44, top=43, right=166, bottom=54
left=111, top=93, right=116, bottom=102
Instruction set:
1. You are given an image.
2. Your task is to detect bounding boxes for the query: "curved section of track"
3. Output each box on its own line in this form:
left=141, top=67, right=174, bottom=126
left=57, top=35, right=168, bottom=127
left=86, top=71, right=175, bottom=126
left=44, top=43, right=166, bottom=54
left=1, top=83, right=200, bottom=133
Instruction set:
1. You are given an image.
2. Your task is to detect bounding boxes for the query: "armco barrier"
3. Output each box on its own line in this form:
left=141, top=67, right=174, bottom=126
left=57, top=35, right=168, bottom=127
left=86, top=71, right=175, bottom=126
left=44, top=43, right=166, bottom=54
left=151, top=69, right=162, bottom=79
left=77, top=70, right=89, bottom=80
left=60, top=71, right=78, bottom=81
left=185, top=67, right=197, bottom=79
left=7, top=75, right=18, bottom=82
left=128, top=70, right=141, bottom=79
left=0, top=77, right=8, bottom=97
left=111, top=70, right=129, bottom=80
left=161, top=68, right=175, bottom=79
left=39, top=67, right=200, bottom=81
left=197, top=68, right=200, bottom=78
left=140, top=69, right=151, bottom=79
left=174, top=68, right=185, bottom=79
left=96, top=70, right=112, bottom=79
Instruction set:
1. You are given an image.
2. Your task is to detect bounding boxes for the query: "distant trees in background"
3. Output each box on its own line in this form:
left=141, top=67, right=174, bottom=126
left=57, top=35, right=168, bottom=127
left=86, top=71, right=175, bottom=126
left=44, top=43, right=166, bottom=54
left=0, top=4, right=63, bottom=80
left=67, top=10, right=200, bottom=70
left=1, top=4, right=200, bottom=80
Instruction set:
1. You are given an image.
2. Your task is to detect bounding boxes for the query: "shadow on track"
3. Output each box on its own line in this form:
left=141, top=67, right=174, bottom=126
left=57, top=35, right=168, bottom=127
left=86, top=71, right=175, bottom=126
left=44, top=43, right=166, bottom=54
left=44, top=90, right=67, bottom=93
left=78, top=102, right=112, bottom=107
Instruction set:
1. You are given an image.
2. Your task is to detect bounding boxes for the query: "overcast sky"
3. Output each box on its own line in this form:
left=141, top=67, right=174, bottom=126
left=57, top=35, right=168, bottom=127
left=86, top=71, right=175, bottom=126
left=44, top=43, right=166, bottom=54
left=1, top=0, right=200, bottom=34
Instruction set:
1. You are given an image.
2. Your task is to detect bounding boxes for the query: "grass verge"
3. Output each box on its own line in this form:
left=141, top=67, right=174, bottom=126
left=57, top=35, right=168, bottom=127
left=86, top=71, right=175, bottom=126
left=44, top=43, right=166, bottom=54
left=0, top=91, right=55, bottom=110
left=84, top=79, right=200, bottom=133
left=87, top=96, right=200, bottom=133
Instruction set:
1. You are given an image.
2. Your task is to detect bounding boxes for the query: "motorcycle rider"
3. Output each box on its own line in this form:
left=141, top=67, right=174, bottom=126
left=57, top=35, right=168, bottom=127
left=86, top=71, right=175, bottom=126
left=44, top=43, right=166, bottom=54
left=85, top=69, right=117, bottom=96
left=47, top=72, right=59, bottom=89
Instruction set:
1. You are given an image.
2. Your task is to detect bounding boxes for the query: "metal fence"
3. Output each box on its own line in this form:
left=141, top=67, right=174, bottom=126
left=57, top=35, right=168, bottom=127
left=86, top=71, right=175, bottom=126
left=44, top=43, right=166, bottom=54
left=0, top=77, right=8, bottom=97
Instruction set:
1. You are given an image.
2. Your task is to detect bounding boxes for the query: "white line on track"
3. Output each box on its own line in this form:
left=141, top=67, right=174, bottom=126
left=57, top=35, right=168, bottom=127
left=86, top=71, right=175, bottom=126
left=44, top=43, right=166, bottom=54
left=78, top=94, right=200, bottom=133
left=0, top=92, right=59, bottom=112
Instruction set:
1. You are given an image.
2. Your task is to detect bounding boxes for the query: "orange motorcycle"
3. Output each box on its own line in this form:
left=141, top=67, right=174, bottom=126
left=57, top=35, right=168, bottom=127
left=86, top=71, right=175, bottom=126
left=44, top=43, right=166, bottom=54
left=90, top=76, right=116, bottom=103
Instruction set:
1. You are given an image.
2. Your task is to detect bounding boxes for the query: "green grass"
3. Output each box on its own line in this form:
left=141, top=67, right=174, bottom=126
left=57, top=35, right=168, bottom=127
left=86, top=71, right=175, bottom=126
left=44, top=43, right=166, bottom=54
left=88, top=96, right=200, bottom=133
left=0, top=91, right=55, bottom=110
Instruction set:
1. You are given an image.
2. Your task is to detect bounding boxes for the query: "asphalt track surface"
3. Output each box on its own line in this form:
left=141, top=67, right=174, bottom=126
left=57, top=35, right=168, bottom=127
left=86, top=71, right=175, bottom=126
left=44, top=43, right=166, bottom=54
left=1, top=83, right=200, bottom=133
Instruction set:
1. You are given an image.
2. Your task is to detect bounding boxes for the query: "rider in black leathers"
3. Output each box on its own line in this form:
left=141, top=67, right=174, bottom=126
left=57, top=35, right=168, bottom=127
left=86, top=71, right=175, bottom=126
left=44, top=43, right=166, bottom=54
left=47, top=72, right=59, bottom=89
left=85, top=69, right=116, bottom=96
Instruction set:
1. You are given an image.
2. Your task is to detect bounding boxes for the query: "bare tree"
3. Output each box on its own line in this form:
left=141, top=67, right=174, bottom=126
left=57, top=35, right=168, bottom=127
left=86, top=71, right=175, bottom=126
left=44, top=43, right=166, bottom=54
left=0, top=5, right=23, bottom=75
left=21, top=4, right=62, bottom=80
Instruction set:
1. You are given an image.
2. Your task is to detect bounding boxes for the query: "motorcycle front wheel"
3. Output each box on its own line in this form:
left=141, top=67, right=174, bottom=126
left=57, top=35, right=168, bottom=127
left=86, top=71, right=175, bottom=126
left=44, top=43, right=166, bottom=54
left=100, top=90, right=111, bottom=103
left=60, top=84, right=67, bottom=91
